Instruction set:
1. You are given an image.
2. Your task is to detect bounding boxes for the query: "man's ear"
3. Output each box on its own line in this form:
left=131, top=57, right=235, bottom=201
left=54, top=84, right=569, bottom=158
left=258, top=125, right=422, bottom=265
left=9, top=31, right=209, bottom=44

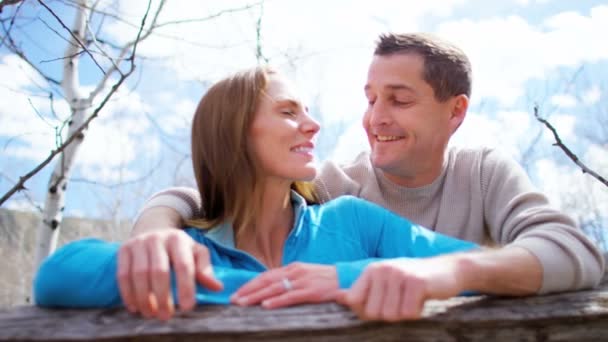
left=449, top=94, right=468, bottom=134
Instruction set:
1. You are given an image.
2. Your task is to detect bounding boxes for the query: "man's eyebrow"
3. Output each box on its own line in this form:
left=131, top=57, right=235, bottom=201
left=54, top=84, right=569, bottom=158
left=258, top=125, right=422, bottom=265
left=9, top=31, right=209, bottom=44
left=364, top=84, right=416, bottom=93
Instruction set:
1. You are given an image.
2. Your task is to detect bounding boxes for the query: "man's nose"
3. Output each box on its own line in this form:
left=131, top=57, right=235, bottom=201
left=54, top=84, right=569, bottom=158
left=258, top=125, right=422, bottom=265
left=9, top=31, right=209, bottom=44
left=368, top=100, right=392, bottom=127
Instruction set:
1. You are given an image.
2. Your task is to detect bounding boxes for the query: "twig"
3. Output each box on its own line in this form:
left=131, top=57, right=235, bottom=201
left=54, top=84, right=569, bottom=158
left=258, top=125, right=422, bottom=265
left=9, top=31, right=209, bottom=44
left=534, top=104, right=608, bottom=187
left=37, top=0, right=107, bottom=75
left=39, top=49, right=86, bottom=64
left=0, top=0, right=153, bottom=206
left=153, top=2, right=262, bottom=29
left=0, top=23, right=61, bottom=85
left=0, top=0, right=23, bottom=14
left=255, top=0, right=268, bottom=64
left=70, top=158, right=162, bottom=189
left=0, top=0, right=24, bottom=48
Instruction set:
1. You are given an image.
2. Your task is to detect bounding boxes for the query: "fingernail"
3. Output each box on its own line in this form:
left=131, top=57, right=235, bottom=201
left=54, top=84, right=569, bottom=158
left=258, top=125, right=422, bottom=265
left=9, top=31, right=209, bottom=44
left=236, top=297, right=248, bottom=306
left=261, top=300, right=271, bottom=308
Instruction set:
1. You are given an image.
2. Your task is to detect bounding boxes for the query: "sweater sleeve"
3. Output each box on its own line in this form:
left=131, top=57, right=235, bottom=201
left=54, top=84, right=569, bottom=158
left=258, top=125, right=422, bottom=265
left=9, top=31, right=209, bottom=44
left=481, top=149, right=605, bottom=294
left=34, top=238, right=260, bottom=308
left=334, top=197, right=479, bottom=289
left=134, top=186, right=201, bottom=223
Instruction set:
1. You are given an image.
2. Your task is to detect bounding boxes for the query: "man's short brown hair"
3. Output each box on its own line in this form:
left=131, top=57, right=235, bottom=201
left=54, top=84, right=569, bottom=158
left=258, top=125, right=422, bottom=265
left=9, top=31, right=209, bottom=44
left=374, top=33, right=472, bottom=102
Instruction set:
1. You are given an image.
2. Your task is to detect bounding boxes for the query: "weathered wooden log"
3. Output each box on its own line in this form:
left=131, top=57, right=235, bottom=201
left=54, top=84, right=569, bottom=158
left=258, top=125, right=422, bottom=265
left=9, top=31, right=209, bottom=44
left=1, top=274, right=607, bottom=342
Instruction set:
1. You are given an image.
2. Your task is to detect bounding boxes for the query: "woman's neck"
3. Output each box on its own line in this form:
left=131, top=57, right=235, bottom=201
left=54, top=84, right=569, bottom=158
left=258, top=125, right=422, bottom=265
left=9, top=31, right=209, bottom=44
left=236, top=181, right=294, bottom=268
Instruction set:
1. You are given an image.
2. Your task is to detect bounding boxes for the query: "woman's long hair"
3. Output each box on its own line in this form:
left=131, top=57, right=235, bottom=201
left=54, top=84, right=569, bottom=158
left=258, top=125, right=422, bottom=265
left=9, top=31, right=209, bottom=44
left=188, top=67, right=317, bottom=238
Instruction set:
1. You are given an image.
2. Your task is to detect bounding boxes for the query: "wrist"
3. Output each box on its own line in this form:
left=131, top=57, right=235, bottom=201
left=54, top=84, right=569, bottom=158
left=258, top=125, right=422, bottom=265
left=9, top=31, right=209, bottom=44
left=453, top=252, right=485, bottom=292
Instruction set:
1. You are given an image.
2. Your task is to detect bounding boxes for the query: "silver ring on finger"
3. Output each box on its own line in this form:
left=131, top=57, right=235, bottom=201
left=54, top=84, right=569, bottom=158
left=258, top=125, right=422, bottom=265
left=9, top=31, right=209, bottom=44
left=281, top=277, right=293, bottom=292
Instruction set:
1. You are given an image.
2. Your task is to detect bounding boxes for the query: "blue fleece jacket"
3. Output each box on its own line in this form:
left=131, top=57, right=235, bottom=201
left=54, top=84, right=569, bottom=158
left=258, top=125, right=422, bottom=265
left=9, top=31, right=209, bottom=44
left=34, top=194, right=478, bottom=308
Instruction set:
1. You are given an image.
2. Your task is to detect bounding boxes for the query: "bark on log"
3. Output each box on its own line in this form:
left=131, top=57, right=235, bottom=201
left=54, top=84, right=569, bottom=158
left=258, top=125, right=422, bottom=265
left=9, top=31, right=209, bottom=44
left=1, top=274, right=607, bottom=341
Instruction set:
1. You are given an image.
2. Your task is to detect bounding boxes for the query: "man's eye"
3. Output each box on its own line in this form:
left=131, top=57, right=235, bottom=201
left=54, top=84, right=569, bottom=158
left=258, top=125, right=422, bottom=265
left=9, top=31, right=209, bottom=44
left=281, top=109, right=296, bottom=116
left=394, top=100, right=412, bottom=106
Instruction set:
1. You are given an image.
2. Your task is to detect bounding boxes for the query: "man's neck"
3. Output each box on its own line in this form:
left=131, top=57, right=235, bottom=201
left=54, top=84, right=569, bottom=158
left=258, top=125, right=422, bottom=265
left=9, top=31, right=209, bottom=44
left=382, top=154, right=446, bottom=188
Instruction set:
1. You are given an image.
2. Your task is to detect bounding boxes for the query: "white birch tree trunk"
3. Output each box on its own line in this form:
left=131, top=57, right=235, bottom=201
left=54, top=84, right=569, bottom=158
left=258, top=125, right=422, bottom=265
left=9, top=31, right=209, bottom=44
left=33, top=0, right=91, bottom=270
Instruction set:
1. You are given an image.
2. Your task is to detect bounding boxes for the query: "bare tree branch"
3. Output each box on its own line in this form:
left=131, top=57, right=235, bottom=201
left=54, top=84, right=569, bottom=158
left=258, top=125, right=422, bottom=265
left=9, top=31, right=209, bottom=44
left=534, top=104, right=608, bottom=188
left=37, top=0, right=107, bottom=75
left=0, top=23, right=62, bottom=85
left=153, top=2, right=262, bottom=29
left=255, top=0, right=268, bottom=65
left=0, top=0, right=153, bottom=206
left=59, top=0, right=261, bottom=50
left=0, top=0, right=23, bottom=14
left=70, top=158, right=162, bottom=189
left=0, top=172, right=43, bottom=213
left=88, top=0, right=166, bottom=100
left=0, top=0, right=24, bottom=48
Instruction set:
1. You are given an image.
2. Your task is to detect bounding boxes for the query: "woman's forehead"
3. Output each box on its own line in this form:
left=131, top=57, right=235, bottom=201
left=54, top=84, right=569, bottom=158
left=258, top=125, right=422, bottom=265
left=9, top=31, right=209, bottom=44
left=264, top=75, right=304, bottom=104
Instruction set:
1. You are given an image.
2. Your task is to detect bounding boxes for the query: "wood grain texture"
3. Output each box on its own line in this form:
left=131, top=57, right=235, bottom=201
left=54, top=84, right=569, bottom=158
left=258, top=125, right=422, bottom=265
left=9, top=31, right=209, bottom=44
left=2, top=274, right=607, bottom=341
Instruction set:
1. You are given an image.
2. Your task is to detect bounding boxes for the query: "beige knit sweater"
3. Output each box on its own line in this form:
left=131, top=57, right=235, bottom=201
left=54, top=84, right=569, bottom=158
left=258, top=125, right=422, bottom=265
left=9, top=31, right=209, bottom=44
left=140, top=146, right=605, bottom=294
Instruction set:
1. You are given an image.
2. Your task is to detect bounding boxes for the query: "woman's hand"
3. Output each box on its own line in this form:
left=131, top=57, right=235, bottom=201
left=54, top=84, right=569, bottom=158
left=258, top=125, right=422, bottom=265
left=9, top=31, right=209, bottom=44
left=231, top=262, right=339, bottom=309
left=117, top=229, right=223, bottom=320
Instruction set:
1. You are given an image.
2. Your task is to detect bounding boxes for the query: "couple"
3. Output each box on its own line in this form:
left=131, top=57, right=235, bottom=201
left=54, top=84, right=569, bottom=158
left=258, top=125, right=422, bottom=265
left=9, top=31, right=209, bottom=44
left=35, top=33, right=604, bottom=322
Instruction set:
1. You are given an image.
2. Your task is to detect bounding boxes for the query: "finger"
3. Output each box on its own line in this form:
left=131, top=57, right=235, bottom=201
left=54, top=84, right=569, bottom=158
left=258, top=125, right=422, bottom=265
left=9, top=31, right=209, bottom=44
left=233, top=270, right=282, bottom=299
left=131, top=242, right=154, bottom=318
left=362, top=272, right=386, bottom=320
left=380, top=277, right=403, bottom=322
left=335, top=289, right=349, bottom=306
left=400, top=282, right=425, bottom=319
left=166, top=234, right=196, bottom=311
left=116, top=245, right=136, bottom=313
left=234, top=279, right=286, bottom=306
left=261, top=287, right=319, bottom=309
left=147, top=237, right=173, bottom=321
left=345, top=270, right=372, bottom=316
left=194, top=245, right=223, bottom=291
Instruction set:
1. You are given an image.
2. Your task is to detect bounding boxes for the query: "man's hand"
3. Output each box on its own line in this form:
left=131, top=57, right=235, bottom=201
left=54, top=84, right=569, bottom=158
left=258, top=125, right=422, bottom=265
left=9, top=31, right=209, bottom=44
left=336, top=256, right=468, bottom=321
left=117, top=230, right=223, bottom=321
left=231, top=263, right=339, bottom=309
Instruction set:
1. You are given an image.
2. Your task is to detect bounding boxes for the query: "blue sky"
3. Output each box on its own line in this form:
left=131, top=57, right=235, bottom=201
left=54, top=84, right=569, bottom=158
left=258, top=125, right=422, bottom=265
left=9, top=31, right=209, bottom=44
left=0, top=0, right=606, bottom=242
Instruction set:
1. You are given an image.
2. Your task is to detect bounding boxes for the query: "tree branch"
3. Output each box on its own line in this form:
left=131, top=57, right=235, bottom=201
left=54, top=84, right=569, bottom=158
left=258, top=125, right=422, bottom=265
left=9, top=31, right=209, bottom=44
left=0, top=0, right=153, bottom=206
left=0, top=21, right=62, bottom=85
left=255, top=0, right=268, bottom=65
left=88, top=0, right=166, bottom=100
left=534, top=104, right=608, bottom=187
left=0, top=0, right=24, bottom=48
left=0, top=0, right=23, bottom=14
left=37, top=0, right=107, bottom=75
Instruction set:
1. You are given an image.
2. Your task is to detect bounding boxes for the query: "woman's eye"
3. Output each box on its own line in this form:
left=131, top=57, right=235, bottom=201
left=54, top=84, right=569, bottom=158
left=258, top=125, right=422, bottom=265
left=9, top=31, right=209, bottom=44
left=282, top=109, right=296, bottom=116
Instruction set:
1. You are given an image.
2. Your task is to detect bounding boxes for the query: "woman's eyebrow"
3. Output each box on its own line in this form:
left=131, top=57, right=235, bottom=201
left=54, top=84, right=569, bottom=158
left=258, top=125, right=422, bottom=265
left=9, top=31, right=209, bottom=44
left=273, top=98, right=301, bottom=108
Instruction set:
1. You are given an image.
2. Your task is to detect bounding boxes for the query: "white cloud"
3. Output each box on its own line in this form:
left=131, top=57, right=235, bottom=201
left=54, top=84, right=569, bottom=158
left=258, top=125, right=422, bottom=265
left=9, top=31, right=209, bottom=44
left=550, top=94, right=577, bottom=108
left=437, top=5, right=608, bottom=106
left=451, top=110, right=532, bottom=159
left=330, top=122, right=369, bottom=164
left=75, top=87, right=160, bottom=183
left=582, top=85, right=601, bottom=105
left=541, top=113, right=575, bottom=142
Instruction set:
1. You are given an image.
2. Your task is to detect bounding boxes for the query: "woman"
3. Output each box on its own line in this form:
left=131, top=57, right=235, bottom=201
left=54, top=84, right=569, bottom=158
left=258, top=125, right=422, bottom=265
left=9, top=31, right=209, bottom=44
left=34, top=67, right=478, bottom=320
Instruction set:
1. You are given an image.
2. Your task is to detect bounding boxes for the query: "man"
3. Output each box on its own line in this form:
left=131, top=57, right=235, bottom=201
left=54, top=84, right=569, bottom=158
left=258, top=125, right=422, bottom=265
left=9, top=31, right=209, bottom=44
left=122, top=33, right=604, bottom=321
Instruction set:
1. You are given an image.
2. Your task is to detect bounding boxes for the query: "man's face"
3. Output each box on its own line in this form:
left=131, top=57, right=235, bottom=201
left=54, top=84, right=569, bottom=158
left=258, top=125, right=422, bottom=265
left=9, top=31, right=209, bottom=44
left=363, top=53, right=466, bottom=185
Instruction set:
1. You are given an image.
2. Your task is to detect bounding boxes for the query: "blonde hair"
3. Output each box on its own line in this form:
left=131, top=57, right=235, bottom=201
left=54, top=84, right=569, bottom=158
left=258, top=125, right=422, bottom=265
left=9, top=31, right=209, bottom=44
left=187, top=66, right=318, bottom=237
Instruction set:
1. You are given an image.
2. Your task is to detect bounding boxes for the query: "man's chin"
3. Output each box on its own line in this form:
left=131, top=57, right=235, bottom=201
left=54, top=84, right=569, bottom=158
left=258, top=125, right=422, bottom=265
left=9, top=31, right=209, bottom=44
left=370, top=153, right=397, bottom=171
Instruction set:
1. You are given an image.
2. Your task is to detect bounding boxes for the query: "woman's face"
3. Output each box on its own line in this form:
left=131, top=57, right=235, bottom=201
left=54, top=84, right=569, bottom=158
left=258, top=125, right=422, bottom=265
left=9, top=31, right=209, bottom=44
left=249, top=74, right=320, bottom=183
